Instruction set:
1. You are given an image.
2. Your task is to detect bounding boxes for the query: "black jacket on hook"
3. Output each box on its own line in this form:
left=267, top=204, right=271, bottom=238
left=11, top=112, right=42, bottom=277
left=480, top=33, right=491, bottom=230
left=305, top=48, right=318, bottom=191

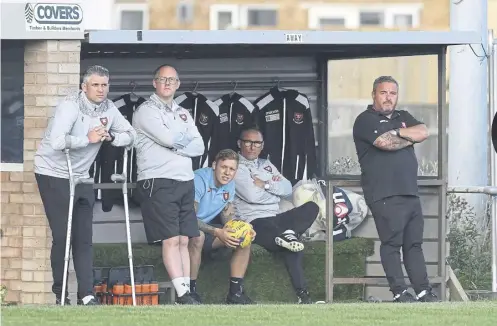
left=253, top=87, right=317, bottom=185
left=175, top=92, right=220, bottom=169
left=211, top=92, right=256, bottom=159
left=91, top=93, right=146, bottom=212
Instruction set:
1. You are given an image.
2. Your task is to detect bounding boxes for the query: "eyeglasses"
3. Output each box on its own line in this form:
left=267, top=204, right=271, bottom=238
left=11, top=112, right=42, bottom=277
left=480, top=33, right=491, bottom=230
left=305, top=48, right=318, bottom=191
left=239, top=139, right=263, bottom=148
left=155, top=77, right=179, bottom=85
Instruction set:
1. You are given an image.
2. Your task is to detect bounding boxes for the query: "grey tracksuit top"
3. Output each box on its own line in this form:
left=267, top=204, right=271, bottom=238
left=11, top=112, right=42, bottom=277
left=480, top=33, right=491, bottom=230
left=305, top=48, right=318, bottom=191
left=233, top=154, right=293, bottom=223
left=34, top=91, right=136, bottom=180
left=132, top=93, right=205, bottom=182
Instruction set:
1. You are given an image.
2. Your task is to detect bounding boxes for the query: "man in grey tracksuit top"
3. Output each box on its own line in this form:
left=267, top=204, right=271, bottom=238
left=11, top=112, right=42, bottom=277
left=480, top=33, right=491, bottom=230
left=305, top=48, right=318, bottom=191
left=233, top=126, right=319, bottom=304
left=33, top=65, right=136, bottom=306
left=133, top=65, right=204, bottom=305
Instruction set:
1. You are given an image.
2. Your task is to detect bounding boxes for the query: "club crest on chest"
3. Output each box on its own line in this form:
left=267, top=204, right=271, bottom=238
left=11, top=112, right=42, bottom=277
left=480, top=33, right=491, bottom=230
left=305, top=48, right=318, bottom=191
left=199, top=113, right=208, bottom=126
left=293, top=112, right=303, bottom=124
left=236, top=113, right=244, bottom=125
left=100, top=117, right=108, bottom=126
left=179, top=113, right=188, bottom=122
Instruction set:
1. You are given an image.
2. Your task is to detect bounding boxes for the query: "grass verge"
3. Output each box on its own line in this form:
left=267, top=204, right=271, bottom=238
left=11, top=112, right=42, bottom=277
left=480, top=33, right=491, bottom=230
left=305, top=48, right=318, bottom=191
left=2, top=302, right=497, bottom=326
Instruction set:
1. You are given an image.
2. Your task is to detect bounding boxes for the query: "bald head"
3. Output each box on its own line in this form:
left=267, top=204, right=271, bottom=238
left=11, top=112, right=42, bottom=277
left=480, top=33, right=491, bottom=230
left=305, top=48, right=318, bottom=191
left=153, top=65, right=181, bottom=103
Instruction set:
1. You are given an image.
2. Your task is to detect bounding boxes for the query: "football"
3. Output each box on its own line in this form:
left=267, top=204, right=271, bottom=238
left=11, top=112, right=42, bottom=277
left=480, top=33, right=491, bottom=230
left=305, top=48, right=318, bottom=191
left=224, top=219, right=254, bottom=248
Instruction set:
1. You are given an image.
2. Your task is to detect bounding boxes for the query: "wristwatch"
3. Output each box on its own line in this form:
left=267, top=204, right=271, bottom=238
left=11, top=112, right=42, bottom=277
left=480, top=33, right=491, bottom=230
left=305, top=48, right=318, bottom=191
left=264, top=181, right=270, bottom=190
left=394, top=128, right=400, bottom=137
left=107, top=131, right=115, bottom=142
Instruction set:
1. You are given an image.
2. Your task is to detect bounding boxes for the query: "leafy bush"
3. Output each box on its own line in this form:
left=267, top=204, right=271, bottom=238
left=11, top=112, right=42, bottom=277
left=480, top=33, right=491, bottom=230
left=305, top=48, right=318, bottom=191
left=446, top=194, right=492, bottom=291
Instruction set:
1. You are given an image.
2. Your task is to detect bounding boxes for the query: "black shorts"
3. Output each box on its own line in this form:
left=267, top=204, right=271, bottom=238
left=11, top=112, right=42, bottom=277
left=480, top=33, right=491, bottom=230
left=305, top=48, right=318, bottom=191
left=202, top=215, right=224, bottom=253
left=135, top=178, right=200, bottom=244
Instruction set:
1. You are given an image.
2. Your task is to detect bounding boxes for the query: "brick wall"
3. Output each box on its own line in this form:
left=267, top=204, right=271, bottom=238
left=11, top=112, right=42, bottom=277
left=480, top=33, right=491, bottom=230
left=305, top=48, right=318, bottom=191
left=0, top=40, right=81, bottom=305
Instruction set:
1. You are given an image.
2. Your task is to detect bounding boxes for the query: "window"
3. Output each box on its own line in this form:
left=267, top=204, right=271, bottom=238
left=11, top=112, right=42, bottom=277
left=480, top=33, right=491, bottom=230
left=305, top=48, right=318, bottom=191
left=393, top=14, right=413, bottom=28
left=177, top=0, right=194, bottom=24
left=247, top=9, right=277, bottom=26
left=209, top=4, right=278, bottom=30
left=307, top=6, right=358, bottom=29
left=319, top=18, right=346, bottom=27
left=209, top=5, right=238, bottom=30
left=359, top=11, right=384, bottom=26
left=1, top=40, right=24, bottom=171
left=304, top=3, right=422, bottom=29
left=115, top=3, right=149, bottom=30
left=121, top=11, right=143, bottom=30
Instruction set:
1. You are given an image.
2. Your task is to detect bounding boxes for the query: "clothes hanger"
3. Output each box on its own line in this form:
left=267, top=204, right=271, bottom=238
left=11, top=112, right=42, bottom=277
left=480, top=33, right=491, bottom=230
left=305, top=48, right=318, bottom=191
left=192, top=81, right=199, bottom=95
left=271, top=78, right=286, bottom=92
left=129, top=81, right=139, bottom=100
left=229, top=80, right=238, bottom=98
left=276, top=79, right=287, bottom=91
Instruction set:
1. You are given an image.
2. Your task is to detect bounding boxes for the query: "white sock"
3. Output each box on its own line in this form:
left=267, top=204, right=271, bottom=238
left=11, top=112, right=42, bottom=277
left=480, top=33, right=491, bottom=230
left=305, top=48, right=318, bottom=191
left=183, top=277, right=191, bottom=291
left=172, top=277, right=187, bottom=297
left=283, top=230, right=295, bottom=234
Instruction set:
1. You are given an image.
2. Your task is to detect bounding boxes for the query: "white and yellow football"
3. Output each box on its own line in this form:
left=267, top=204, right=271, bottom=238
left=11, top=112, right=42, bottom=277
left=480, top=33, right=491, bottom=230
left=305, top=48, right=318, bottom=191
left=224, top=219, right=254, bottom=248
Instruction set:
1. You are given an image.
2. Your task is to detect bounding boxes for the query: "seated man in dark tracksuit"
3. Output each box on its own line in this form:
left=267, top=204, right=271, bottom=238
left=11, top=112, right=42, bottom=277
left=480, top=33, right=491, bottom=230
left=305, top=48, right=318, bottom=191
left=233, top=127, right=319, bottom=304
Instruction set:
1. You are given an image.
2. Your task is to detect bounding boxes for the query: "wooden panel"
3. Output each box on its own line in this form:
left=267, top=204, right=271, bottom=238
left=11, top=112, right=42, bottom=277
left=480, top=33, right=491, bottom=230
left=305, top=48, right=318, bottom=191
left=354, top=216, right=441, bottom=240
left=93, top=202, right=143, bottom=222
left=93, top=221, right=147, bottom=244
left=366, top=263, right=439, bottom=278
left=365, top=240, right=449, bottom=264
left=335, top=186, right=440, bottom=217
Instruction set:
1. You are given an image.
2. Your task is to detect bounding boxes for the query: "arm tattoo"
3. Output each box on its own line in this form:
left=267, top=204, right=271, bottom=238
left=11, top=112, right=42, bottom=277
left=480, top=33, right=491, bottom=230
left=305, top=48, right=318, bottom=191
left=220, top=203, right=235, bottom=225
left=373, top=131, right=413, bottom=151
left=197, top=219, right=218, bottom=236
left=194, top=201, right=217, bottom=235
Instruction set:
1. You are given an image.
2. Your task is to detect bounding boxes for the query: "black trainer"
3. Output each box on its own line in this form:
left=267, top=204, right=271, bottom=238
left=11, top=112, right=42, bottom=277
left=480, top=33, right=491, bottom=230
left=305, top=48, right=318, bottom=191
left=190, top=292, right=203, bottom=304
left=393, top=290, right=417, bottom=303
left=297, top=289, right=313, bottom=304
left=77, top=295, right=100, bottom=306
left=416, top=290, right=440, bottom=302
left=226, top=291, right=254, bottom=305
left=175, top=292, right=200, bottom=305
left=55, top=296, right=71, bottom=306
left=275, top=231, right=304, bottom=252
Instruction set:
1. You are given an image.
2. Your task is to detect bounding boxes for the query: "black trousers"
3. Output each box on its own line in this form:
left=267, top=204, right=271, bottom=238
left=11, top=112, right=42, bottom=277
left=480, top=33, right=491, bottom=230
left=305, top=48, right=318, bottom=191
left=251, top=202, right=319, bottom=292
left=369, top=195, right=430, bottom=295
left=35, top=173, right=95, bottom=299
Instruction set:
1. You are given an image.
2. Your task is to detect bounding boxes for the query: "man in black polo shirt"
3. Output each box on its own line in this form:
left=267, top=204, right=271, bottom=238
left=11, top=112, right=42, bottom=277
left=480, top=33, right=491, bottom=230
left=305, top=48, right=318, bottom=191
left=352, top=76, right=438, bottom=303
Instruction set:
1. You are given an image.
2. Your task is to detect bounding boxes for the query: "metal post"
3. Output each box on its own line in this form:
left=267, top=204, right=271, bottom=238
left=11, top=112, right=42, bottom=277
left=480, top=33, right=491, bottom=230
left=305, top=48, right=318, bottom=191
left=489, top=30, right=497, bottom=293
left=438, top=48, right=448, bottom=301
left=325, top=181, right=334, bottom=303
left=449, top=0, right=489, bottom=226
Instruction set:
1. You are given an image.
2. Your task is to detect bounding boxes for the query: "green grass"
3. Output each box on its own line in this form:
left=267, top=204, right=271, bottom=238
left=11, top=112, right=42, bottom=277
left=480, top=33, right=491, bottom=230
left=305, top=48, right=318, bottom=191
left=2, top=302, right=497, bottom=326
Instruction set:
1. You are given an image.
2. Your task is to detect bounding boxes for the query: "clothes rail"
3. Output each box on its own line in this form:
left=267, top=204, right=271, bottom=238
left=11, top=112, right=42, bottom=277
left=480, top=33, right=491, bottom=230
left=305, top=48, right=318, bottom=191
left=108, top=79, right=324, bottom=92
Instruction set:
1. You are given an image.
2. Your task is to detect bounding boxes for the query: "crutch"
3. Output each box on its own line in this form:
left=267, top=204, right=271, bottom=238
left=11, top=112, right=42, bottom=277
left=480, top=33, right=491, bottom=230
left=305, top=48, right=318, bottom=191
left=111, top=148, right=137, bottom=306
left=61, top=149, right=94, bottom=306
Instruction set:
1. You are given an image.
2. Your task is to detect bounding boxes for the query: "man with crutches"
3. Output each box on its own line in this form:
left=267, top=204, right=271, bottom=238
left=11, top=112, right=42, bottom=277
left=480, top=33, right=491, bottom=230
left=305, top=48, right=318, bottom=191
left=34, top=65, right=136, bottom=306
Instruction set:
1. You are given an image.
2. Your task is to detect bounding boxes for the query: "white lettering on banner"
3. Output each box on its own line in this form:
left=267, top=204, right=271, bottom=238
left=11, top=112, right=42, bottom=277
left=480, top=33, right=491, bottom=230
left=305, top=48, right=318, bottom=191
left=285, top=33, right=303, bottom=43
left=25, top=3, right=83, bottom=32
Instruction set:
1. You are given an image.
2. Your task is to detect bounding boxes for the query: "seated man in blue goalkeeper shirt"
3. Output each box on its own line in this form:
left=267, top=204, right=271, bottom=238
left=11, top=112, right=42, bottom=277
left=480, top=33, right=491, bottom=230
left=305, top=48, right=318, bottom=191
left=188, top=149, right=255, bottom=305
